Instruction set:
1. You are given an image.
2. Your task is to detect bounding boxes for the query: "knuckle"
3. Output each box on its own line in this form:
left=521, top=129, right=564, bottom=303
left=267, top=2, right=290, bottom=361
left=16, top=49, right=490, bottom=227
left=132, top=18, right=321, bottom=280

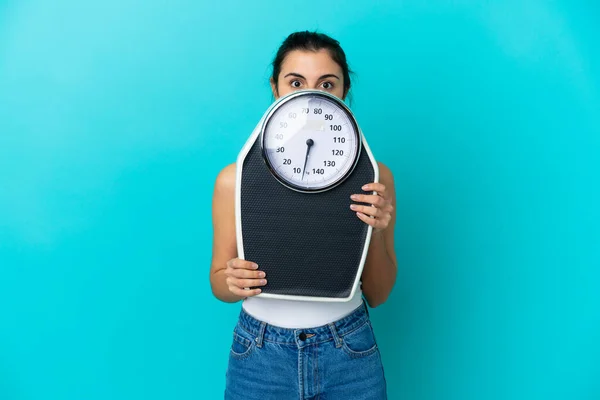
left=232, top=269, right=243, bottom=278
left=234, top=279, right=243, bottom=288
left=241, top=279, right=252, bottom=287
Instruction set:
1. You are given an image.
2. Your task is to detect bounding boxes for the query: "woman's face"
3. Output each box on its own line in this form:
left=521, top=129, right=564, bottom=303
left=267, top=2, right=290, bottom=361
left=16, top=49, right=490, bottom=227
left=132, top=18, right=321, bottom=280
left=271, top=49, right=346, bottom=100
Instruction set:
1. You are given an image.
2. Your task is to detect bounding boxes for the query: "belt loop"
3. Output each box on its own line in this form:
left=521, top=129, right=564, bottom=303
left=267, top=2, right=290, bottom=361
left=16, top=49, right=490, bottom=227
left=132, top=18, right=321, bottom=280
left=255, top=322, right=267, bottom=348
left=328, top=323, right=343, bottom=348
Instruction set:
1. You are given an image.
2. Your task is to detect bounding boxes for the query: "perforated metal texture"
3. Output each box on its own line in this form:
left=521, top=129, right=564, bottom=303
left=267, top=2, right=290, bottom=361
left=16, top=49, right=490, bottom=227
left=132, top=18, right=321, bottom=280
left=240, top=140, right=375, bottom=299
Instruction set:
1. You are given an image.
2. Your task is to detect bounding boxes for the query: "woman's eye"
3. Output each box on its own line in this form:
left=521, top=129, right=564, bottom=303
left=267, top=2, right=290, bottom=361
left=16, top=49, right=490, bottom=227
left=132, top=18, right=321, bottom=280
left=321, top=82, right=333, bottom=90
left=291, top=80, right=302, bottom=88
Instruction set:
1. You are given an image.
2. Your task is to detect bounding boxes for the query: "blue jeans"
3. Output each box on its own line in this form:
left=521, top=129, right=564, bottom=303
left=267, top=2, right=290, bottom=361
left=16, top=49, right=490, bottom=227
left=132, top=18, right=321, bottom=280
left=224, top=302, right=387, bottom=399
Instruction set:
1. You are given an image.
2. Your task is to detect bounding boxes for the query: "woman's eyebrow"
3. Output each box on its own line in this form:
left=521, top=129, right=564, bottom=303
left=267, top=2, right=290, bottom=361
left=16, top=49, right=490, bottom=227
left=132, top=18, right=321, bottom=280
left=318, top=74, right=340, bottom=80
left=284, top=72, right=306, bottom=79
left=283, top=73, right=340, bottom=80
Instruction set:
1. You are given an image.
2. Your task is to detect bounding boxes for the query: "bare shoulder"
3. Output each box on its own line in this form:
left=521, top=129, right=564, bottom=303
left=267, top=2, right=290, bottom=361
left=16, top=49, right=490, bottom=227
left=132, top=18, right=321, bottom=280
left=214, top=162, right=236, bottom=194
left=377, top=161, right=395, bottom=187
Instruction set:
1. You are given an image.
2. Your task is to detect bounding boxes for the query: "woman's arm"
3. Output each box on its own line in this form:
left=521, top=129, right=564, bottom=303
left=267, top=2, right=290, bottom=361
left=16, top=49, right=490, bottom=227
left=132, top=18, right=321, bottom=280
left=355, top=162, right=398, bottom=307
left=210, top=163, right=269, bottom=302
left=210, top=164, right=245, bottom=303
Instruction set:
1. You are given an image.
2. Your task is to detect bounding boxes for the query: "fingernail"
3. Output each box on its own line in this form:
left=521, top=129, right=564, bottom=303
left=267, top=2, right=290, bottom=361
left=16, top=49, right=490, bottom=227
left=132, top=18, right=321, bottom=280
left=362, top=185, right=369, bottom=190
left=350, top=204, right=358, bottom=210
left=261, top=279, right=267, bottom=285
left=259, top=272, right=266, bottom=278
left=350, top=194, right=358, bottom=200
left=256, top=289, right=262, bottom=293
left=253, top=264, right=259, bottom=269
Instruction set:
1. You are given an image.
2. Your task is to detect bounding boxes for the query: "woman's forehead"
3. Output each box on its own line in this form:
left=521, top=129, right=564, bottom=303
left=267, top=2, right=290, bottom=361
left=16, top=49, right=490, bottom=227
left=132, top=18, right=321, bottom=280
left=279, top=49, right=343, bottom=77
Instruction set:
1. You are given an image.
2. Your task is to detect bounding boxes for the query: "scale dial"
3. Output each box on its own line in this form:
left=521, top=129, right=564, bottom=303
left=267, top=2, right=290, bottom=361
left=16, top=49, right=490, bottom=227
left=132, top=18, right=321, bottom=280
left=261, top=90, right=361, bottom=192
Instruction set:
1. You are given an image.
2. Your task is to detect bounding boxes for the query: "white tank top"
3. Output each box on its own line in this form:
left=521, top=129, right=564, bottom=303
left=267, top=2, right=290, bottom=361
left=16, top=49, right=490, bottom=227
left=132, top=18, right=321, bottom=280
left=242, top=285, right=364, bottom=329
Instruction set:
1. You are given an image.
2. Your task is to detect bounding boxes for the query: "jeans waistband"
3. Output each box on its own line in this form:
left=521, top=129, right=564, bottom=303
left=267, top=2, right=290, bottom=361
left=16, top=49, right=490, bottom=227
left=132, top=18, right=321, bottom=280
left=237, top=302, right=370, bottom=346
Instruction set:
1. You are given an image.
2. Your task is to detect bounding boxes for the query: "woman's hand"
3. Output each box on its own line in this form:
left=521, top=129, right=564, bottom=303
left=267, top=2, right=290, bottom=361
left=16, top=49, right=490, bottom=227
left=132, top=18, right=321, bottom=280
left=224, top=258, right=267, bottom=298
left=350, top=183, right=394, bottom=233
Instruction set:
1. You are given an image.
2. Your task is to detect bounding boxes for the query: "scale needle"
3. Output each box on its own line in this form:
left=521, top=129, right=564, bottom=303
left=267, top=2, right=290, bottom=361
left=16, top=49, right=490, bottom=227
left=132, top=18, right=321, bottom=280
left=301, top=138, right=314, bottom=181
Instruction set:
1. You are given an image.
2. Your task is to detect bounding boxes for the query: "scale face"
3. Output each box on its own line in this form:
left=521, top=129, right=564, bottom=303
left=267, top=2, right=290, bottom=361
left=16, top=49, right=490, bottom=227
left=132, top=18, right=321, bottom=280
left=236, top=89, right=378, bottom=302
left=260, top=91, right=361, bottom=193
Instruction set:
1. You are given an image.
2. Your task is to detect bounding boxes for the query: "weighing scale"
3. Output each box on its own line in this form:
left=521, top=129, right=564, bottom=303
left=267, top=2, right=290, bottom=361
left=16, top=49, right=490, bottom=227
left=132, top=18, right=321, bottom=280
left=235, top=90, right=378, bottom=302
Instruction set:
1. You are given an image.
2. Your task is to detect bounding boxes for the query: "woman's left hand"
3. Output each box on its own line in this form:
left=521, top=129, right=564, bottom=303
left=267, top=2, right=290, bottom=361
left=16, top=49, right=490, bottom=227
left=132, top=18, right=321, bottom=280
left=350, top=182, right=394, bottom=233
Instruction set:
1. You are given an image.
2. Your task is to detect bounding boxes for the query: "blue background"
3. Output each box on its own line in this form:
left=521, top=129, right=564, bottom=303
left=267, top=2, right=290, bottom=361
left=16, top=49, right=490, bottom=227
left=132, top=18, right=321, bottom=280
left=1, top=1, right=599, bottom=399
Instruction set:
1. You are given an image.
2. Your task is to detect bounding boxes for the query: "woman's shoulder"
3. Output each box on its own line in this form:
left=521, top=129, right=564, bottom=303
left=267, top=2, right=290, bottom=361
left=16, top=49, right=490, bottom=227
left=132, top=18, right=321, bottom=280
left=376, top=161, right=394, bottom=183
left=214, top=162, right=236, bottom=194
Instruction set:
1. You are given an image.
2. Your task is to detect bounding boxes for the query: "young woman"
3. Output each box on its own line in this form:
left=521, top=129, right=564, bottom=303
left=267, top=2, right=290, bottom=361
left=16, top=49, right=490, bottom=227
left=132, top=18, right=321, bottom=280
left=210, top=31, right=397, bottom=400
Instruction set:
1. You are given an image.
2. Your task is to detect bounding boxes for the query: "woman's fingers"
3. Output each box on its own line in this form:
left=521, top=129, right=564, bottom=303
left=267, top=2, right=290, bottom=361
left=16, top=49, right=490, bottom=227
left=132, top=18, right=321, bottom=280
left=351, top=182, right=393, bottom=232
left=350, top=202, right=393, bottom=215
left=230, top=267, right=266, bottom=279
left=361, top=183, right=386, bottom=194
left=225, top=259, right=265, bottom=280
left=225, top=258, right=266, bottom=298
left=226, top=259, right=258, bottom=270
left=350, top=203, right=381, bottom=217
left=356, top=210, right=390, bottom=230
left=226, top=276, right=267, bottom=289
left=229, top=286, right=262, bottom=297
left=226, top=275, right=267, bottom=298
left=351, top=194, right=387, bottom=207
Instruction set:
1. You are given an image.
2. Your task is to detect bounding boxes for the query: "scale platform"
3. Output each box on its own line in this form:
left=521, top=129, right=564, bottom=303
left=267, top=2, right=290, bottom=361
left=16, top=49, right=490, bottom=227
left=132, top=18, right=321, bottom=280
left=235, top=115, right=378, bottom=302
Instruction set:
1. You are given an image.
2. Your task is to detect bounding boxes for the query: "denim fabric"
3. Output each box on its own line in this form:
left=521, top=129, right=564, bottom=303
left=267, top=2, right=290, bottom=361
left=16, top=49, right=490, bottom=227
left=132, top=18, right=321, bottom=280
left=224, top=302, right=387, bottom=399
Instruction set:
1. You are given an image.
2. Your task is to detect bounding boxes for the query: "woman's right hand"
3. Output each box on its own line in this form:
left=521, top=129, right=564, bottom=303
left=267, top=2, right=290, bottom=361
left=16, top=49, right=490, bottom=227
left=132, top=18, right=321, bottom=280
left=225, top=258, right=267, bottom=298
